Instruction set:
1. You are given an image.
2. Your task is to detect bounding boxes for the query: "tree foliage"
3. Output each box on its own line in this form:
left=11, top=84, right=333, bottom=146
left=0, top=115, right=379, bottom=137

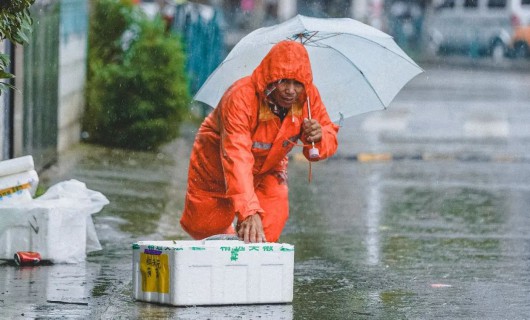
left=0, top=0, right=34, bottom=95
left=84, top=0, right=190, bottom=150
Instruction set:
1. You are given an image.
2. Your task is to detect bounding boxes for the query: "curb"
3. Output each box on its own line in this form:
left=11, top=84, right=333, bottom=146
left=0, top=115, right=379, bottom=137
left=291, top=152, right=529, bottom=163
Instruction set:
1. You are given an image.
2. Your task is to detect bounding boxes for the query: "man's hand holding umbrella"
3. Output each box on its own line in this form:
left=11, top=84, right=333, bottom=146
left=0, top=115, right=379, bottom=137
left=303, top=118, right=322, bottom=143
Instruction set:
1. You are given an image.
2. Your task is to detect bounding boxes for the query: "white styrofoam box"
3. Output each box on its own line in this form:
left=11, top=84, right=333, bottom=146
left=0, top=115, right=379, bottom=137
left=0, top=155, right=34, bottom=177
left=132, top=239, right=295, bottom=306
left=0, top=155, right=38, bottom=204
left=0, top=206, right=87, bottom=262
left=0, top=170, right=39, bottom=204
left=0, top=179, right=108, bottom=263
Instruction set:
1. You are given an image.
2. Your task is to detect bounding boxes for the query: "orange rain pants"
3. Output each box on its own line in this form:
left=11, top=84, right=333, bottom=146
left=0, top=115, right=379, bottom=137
left=181, top=171, right=289, bottom=242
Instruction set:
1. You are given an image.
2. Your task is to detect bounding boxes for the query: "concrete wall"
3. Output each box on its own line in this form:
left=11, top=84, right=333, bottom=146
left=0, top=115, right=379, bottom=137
left=12, top=46, right=23, bottom=158
left=58, top=33, right=86, bottom=152
left=57, top=0, right=88, bottom=152
left=0, top=41, right=5, bottom=158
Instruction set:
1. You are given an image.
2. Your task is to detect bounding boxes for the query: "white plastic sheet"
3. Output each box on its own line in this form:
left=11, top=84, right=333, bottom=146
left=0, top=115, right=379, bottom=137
left=0, top=179, right=109, bottom=263
left=0, top=155, right=39, bottom=204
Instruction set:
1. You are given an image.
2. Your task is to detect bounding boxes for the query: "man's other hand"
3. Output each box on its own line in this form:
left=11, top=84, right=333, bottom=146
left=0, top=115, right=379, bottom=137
left=237, top=214, right=266, bottom=243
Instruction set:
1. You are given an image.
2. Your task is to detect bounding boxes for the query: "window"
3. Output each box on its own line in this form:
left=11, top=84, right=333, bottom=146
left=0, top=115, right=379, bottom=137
left=436, top=0, right=455, bottom=10
left=464, top=0, right=478, bottom=7
left=488, top=0, right=507, bottom=7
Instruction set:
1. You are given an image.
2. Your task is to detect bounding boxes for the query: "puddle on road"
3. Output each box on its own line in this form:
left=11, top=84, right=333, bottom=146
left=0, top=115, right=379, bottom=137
left=0, top=262, right=99, bottom=318
left=282, top=158, right=530, bottom=319
left=387, top=187, right=504, bottom=234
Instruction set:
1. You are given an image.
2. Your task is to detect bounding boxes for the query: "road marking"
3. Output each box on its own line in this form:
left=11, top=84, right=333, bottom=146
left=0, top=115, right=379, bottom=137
left=357, top=153, right=392, bottom=162
left=291, top=152, right=528, bottom=163
left=463, top=119, right=509, bottom=138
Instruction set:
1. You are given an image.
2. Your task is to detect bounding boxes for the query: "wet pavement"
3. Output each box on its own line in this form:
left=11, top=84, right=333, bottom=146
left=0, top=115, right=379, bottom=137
left=1, top=62, right=530, bottom=319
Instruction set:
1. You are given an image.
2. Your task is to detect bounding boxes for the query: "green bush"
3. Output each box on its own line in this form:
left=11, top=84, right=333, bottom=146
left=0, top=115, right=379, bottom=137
left=0, top=0, right=34, bottom=95
left=85, top=0, right=189, bottom=150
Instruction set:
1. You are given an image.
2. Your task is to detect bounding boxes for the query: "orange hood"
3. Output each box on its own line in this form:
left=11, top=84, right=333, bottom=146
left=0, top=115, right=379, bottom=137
left=251, top=40, right=313, bottom=98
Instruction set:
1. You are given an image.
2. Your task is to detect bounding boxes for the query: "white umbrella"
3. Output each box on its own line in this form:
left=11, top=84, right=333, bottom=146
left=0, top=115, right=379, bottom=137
left=194, top=14, right=423, bottom=122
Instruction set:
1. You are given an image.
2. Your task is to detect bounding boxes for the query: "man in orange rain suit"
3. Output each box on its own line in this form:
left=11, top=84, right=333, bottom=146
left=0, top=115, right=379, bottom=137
left=180, top=40, right=339, bottom=243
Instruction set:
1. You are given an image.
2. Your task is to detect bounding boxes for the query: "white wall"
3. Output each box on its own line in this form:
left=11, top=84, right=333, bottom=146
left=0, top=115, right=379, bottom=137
left=0, top=41, right=5, bottom=158
left=57, top=0, right=88, bottom=152
left=58, top=33, right=86, bottom=152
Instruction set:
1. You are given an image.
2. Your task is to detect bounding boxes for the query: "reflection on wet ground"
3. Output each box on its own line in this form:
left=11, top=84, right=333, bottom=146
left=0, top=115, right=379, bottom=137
left=2, top=132, right=530, bottom=318
left=286, top=159, right=530, bottom=319
left=0, top=262, right=98, bottom=318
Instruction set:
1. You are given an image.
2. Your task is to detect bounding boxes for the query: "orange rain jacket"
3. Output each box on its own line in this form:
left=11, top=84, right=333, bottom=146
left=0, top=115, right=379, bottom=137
left=180, top=40, right=339, bottom=242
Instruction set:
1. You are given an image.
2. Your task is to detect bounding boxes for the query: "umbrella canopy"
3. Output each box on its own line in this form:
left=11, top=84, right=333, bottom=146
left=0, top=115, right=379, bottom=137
left=194, top=14, right=423, bottom=122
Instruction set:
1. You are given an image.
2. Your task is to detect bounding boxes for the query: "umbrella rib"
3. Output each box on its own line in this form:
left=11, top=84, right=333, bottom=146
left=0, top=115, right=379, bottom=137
left=300, top=33, right=342, bottom=47
left=302, top=31, right=319, bottom=45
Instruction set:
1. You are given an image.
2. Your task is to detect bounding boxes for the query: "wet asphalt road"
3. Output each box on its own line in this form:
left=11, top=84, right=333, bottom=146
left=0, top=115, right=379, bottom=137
left=1, top=59, right=530, bottom=319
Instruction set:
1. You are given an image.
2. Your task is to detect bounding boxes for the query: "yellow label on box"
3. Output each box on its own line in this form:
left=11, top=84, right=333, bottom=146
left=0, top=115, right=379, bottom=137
left=140, top=253, right=169, bottom=293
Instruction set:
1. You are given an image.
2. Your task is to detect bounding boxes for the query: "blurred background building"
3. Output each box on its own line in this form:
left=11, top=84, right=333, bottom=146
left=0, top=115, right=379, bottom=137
left=152, top=0, right=427, bottom=98
left=205, top=0, right=395, bottom=47
left=4, top=0, right=525, bottom=170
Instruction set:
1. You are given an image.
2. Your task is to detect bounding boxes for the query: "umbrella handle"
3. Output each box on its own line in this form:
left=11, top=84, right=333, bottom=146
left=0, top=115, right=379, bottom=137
left=306, top=97, right=319, bottom=159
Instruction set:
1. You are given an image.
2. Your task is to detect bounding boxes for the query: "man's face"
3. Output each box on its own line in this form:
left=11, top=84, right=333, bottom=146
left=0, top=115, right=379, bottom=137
left=268, top=79, right=304, bottom=109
